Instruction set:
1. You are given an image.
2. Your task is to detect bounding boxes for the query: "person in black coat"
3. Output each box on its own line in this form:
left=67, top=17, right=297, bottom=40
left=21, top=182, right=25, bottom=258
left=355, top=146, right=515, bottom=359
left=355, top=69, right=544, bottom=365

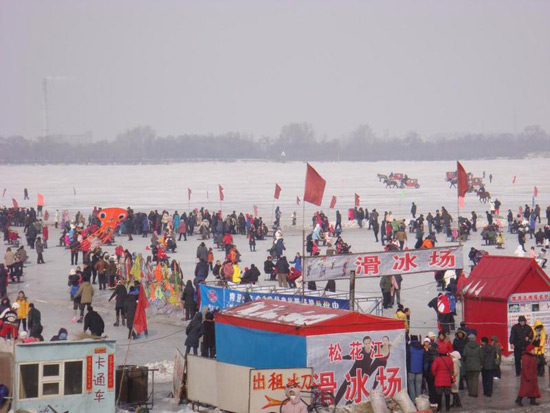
left=0, top=264, right=7, bottom=298
left=27, top=303, right=42, bottom=338
left=240, top=264, right=260, bottom=284
left=510, top=316, right=534, bottom=376
left=124, top=287, right=138, bottom=339
left=185, top=312, right=203, bottom=355
left=83, top=306, right=105, bottom=337
left=453, top=329, right=468, bottom=355
left=109, top=280, right=128, bottom=327
left=50, top=328, right=68, bottom=341
left=181, top=281, right=196, bottom=321
left=193, top=259, right=209, bottom=289
left=264, top=256, right=275, bottom=281
left=201, top=311, right=216, bottom=358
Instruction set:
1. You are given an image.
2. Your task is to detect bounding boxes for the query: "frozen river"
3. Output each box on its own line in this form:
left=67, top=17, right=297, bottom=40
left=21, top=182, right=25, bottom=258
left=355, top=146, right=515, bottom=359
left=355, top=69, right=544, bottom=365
left=1, top=158, right=548, bottom=221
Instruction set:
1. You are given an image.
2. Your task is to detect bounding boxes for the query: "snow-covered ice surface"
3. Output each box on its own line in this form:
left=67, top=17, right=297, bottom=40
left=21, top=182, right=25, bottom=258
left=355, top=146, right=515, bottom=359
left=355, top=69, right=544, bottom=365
left=1, top=159, right=549, bottom=412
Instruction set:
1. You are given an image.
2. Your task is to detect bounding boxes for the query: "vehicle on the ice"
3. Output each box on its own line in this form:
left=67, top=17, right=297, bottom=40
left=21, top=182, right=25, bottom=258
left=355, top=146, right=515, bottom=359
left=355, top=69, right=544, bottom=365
left=400, top=178, right=420, bottom=189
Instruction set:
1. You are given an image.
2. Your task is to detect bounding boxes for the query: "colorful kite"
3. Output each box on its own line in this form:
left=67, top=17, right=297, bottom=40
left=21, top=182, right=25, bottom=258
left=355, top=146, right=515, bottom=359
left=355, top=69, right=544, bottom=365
left=81, top=207, right=128, bottom=250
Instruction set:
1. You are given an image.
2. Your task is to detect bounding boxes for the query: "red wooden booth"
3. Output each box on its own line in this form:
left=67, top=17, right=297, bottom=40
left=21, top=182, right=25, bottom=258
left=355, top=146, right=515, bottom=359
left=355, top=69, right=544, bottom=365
left=461, top=256, right=550, bottom=355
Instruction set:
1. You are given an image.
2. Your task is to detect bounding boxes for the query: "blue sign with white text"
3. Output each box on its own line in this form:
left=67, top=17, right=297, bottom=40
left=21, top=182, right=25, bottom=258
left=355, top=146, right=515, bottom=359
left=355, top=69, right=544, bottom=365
left=200, top=284, right=349, bottom=312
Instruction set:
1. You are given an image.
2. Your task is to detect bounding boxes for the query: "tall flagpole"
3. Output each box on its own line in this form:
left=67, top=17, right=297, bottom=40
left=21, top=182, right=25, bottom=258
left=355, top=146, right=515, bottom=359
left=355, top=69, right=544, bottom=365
left=302, top=171, right=307, bottom=299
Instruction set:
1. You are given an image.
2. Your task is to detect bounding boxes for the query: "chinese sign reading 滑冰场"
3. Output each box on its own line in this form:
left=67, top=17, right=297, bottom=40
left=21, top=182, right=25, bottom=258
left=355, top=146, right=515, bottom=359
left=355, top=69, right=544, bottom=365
left=303, top=246, right=464, bottom=281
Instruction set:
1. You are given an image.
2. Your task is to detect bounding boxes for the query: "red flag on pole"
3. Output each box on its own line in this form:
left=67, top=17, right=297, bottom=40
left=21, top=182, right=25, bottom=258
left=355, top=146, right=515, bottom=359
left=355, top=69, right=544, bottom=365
left=188, top=188, right=192, bottom=201
left=219, top=185, right=224, bottom=201
left=330, top=195, right=337, bottom=209
left=296, top=196, right=301, bottom=205
left=355, top=193, right=360, bottom=207
left=304, top=163, right=326, bottom=206
left=274, top=183, right=281, bottom=199
left=534, top=186, right=538, bottom=198
left=253, top=205, right=258, bottom=217
left=457, top=161, right=468, bottom=208
left=512, top=176, right=516, bottom=184
left=12, top=198, right=18, bottom=209
left=37, top=193, right=44, bottom=206
left=44, top=210, right=50, bottom=221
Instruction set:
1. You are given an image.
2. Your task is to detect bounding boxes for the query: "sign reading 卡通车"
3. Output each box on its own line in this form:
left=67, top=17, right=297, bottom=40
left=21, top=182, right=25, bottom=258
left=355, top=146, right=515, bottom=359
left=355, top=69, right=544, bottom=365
left=303, top=246, right=464, bottom=281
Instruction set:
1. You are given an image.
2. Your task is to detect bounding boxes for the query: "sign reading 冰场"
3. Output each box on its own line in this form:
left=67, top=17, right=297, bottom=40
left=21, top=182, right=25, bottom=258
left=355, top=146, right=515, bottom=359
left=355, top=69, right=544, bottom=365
left=303, top=246, right=464, bottom=281
left=306, top=329, right=406, bottom=406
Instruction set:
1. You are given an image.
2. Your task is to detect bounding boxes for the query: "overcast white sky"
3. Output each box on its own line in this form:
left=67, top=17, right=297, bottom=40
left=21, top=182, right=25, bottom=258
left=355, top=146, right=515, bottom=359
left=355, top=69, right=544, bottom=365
left=1, top=0, right=549, bottom=140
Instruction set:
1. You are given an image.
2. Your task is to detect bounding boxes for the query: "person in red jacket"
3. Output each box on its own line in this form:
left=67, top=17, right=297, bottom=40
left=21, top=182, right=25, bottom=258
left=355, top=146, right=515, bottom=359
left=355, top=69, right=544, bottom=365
left=436, top=331, right=454, bottom=354
left=431, top=346, right=454, bottom=412
left=515, top=344, right=541, bottom=406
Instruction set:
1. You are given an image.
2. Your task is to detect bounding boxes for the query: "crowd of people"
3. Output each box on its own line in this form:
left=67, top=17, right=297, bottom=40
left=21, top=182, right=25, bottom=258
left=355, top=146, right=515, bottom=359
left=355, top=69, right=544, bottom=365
left=1, top=189, right=550, bottom=410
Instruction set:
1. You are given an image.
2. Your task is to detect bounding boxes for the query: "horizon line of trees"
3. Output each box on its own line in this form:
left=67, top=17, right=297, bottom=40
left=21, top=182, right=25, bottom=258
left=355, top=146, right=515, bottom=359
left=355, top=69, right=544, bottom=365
left=1, top=123, right=549, bottom=164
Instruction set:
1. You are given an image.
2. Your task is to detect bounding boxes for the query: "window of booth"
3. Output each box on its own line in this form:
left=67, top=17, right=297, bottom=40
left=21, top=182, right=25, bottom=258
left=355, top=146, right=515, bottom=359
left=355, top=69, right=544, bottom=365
left=19, top=360, right=84, bottom=400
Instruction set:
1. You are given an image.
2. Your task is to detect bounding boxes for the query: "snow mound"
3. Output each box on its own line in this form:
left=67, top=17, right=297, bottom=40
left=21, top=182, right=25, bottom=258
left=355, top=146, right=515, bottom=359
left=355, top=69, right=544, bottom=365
left=145, top=359, right=174, bottom=383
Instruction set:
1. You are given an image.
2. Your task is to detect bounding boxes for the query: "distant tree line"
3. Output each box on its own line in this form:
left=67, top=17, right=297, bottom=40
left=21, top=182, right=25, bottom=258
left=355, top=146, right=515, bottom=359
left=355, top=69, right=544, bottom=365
left=1, top=124, right=549, bottom=164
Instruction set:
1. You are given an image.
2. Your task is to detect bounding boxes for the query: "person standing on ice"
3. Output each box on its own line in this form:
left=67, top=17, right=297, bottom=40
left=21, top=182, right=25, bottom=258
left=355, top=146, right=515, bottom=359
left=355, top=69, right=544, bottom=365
left=73, top=277, right=94, bottom=323
left=411, top=202, right=417, bottom=218
left=83, top=306, right=104, bottom=337
left=109, top=280, right=127, bottom=327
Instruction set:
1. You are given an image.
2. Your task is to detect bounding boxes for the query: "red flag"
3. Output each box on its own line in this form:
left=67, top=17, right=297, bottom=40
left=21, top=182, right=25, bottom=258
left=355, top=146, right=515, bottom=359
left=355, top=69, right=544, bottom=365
left=512, top=176, right=516, bottom=184
left=253, top=205, right=258, bottom=217
left=219, top=185, right=224, bottom=201
left=355, top=193, right=360, bottom=207
left=274, top=183, right=281, bottom=199
left=12, top=198, right=18, bottom=209
left=457, top=161, right=468, bottom=208
left=44, top=210, right=50, bottom=221
left=304, top=163, right=326, bottom=206
left=37, top=193, right=44, bottom=206
left=534, top=186, right=538, bottom=198
left=330, top=195, right=337, bottom=209
left=133, top=285, right=149, bottom=335
left=296, top=196, right=301, bottom=205
left=188, top=188, right=192, bottom=201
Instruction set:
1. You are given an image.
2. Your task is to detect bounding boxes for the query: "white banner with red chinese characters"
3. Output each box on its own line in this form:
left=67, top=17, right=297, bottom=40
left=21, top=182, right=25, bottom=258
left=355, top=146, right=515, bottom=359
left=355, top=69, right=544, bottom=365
left=507, top=292, right=550, bottom=353
left=306, top=329, right=407, bottom=406
left=249, top=368, right=313, bottom=411
left=303, top=246, right=464, bottom=281
left=86, top=346, right=115, bottom=408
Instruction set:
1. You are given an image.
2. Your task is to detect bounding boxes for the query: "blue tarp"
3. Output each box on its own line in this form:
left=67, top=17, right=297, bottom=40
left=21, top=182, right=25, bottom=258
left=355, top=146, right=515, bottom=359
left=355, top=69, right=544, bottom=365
left=216, top=323, right=307, bottom=369
left=200, top=284, right=349, bottom=312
